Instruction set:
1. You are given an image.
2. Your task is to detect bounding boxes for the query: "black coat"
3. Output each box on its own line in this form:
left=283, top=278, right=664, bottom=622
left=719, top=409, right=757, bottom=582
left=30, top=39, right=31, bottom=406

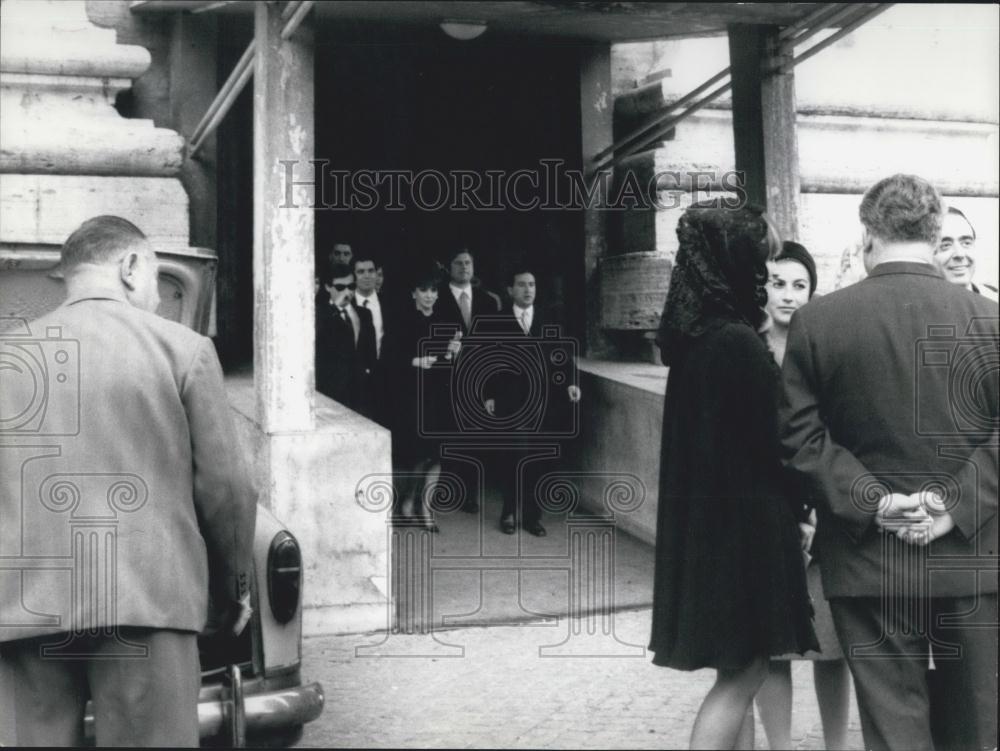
left=315, top=298, right=377, bottom=416
left=649, top=319, right=817, bottom=671
left=479, top=307, right=577, bottom=438
left=382, top=305, right=455, bottom=463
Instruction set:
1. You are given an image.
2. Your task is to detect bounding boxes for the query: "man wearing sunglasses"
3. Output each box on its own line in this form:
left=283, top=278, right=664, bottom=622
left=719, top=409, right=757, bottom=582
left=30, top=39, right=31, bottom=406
left=316, top=262, right=377, bottom=414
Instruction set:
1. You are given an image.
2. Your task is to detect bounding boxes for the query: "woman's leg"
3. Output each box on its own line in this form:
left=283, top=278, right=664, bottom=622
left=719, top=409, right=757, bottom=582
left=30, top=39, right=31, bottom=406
left=755, top=660, right=793, bottom=749
left=690, top=655, right=769, bottom=750
left=735, top=706, right=755, bottom=750
left=813, top=659, right=851, bottom=750
left=420, top=461, right=441, bottom=516
left=415, top=460, right=440, bottom=531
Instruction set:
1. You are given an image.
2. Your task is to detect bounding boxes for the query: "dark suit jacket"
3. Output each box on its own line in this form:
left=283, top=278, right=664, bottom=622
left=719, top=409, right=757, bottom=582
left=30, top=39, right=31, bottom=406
left=435, top=283, right=501, bottom=336
left=0, top=284, right=256, bottom=641
left=481, top=306, right=578, bottom=437
left=315, top=298, right=377, bottom=416
left=779, top=262, right=998, bottom=598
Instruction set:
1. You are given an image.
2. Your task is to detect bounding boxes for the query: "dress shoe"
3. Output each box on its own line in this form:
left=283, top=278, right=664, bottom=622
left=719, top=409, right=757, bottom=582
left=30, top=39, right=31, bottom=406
left=524, top=521, right=547, bottom=537
left=500, top=514, right=516, bottom=535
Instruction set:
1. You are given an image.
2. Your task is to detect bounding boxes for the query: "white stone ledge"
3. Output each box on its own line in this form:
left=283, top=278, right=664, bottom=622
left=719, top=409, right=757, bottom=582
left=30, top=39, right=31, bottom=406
left=619, top=109, right=1000, bottom=197
left=1, top=72, right=136, bottom=106
left=0, top=174, right=189, bottom=246
left=0, top=120, right=184, bottom=176
left=0, top=38, right=151, bottom=80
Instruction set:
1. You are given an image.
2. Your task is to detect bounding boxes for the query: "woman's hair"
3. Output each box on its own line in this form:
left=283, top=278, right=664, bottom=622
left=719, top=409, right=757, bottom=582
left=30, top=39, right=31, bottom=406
left=657, top=201, right=778, bottom=365
left=773, top=241, right=818, bottom=298
left=409, top=262, right=443, bottom=291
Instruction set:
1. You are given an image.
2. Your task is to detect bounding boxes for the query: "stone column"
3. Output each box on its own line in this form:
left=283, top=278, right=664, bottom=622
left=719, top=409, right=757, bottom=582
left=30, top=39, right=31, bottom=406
left=728, top=24, right=800, bottom=240
left=580, top=44, right=615, bottom=360
left=253, top=2, right=315, bottom=433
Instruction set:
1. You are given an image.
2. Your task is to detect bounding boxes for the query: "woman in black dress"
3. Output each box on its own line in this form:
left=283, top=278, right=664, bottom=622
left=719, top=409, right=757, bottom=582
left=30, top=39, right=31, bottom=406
left=649, top=202, right=817, bottom=749
left=385, top=264, right=461, bottom=531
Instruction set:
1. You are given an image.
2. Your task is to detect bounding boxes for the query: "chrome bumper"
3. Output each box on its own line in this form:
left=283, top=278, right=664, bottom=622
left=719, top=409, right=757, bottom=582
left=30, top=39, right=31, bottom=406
left=199, top=675, right=325, bottom=738
left=83, top=672, right=324, bottom=743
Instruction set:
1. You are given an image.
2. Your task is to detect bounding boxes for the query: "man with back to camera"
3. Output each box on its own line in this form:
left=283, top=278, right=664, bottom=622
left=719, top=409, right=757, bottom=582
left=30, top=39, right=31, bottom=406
left=483, top=264, right=581, bottom=537
left=0, top=216, right=255, bottom=746
left=934, top=206, right=999, bottom=302
left=779, top=175, right=998, bottom=751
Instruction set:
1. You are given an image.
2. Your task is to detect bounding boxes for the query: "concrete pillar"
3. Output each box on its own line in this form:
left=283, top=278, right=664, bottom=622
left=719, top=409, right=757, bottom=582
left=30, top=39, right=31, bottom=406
left=580, top=44, right=615, bottom=360
left=253, top=2, right=315, bottom=433
left=727, top=24, right=800, bottom=240
left=244, top=6, right=389, bottom=636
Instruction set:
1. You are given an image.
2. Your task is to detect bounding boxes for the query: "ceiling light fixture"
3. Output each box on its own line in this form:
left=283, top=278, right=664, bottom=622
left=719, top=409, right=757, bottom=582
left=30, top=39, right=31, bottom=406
left=440, top=19, right=488, bottom=41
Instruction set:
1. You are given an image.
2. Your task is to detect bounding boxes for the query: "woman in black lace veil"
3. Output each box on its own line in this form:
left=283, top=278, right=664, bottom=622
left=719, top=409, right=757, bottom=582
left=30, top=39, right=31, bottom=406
left=649, top=201, right=817, bottom=749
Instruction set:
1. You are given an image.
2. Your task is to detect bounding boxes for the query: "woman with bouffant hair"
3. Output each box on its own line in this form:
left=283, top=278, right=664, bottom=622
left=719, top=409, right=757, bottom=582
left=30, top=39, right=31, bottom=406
left=649, top=202, right=817, bottom=749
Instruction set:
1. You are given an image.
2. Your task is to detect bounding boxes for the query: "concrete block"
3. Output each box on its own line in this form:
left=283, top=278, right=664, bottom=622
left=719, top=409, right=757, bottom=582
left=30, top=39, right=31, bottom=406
left=572, top=359, right=666, bottom=546
left=226, top=374, right=392, bottom=637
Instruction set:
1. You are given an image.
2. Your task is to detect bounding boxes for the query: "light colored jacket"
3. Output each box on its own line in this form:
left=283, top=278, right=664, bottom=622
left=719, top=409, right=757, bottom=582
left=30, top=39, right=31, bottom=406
left=0, top=284, right=256, bottom=641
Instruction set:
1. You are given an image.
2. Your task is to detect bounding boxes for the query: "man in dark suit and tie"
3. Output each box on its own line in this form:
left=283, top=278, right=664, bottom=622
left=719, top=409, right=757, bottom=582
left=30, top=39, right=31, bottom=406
left=436, top=247, right=501, bottom=513
left=353, top=252, right=390, bottom=426
left=780, top=174, right=998, bottom=751
left=315, top=262, right=377, bottom=418
left=0, top=216, right=255, bottom=746
left=483, top=265, right=581, bottom=536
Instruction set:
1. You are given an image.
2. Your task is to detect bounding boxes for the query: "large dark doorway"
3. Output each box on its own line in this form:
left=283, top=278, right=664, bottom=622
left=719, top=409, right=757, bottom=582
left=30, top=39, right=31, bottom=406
left=314, top=27, right=584, bottom=328
left=214, top=22, right=586, bottom=367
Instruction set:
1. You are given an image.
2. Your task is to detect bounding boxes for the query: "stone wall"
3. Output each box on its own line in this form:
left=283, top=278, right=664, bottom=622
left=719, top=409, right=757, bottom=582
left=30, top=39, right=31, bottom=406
left=609, top=4, right=1000, bottom=301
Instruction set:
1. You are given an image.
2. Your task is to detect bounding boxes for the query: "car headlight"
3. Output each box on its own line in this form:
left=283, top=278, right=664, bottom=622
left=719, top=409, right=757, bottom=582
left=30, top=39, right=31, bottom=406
left=267, top=531, right=301, bottom=624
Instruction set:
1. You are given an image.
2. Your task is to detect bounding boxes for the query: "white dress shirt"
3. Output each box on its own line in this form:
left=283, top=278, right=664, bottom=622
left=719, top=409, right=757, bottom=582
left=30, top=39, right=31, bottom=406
left=515, top=304, right=533, bottom=334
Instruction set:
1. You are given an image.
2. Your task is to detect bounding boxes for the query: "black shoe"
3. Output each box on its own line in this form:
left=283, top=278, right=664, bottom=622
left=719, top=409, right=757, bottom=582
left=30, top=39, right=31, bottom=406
left=461, top=500, right=480, bottom=514
left=524, top=521, right=547, bottom=537
left=500, top=514, right=516, bottom=535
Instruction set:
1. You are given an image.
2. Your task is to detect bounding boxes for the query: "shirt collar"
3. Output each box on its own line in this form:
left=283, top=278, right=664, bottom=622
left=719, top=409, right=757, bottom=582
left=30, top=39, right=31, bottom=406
left=868, top=260, right=943, bottom=280
left=356, top=291, right=379, bottom=306
left=63, top=283, right=130, bottom=307
left=450, top=283, right=471, bottom=299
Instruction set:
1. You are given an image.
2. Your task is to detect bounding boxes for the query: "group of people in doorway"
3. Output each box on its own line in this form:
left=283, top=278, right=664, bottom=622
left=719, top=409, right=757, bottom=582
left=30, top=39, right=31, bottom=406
left=650, top=173, right=997, bottom=751
left=314, top=242, right=580, bottom=538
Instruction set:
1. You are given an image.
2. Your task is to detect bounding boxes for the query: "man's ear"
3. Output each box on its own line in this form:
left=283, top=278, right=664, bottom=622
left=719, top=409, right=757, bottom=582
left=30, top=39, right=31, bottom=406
left=120, top=250, right=141, bottom=290
left=506, top=286, right=514, bottom=299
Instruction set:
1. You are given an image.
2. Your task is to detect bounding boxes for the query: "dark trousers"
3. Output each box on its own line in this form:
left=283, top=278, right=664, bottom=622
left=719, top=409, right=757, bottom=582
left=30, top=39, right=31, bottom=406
left=830, top=594, right=997, bottom=751
left=2, top=628, right=200, bottom=747
left=498, top=442, right=563, bottom=525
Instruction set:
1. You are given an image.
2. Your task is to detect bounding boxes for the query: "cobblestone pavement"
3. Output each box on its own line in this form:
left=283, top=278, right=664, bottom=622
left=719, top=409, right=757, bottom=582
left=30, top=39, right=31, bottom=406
left=297, top=607, right=864, bottom=749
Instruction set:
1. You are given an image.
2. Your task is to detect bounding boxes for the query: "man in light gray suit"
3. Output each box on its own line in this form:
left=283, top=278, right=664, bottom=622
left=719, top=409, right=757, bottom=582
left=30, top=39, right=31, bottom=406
left=0, top=216, right=256, bottom=746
